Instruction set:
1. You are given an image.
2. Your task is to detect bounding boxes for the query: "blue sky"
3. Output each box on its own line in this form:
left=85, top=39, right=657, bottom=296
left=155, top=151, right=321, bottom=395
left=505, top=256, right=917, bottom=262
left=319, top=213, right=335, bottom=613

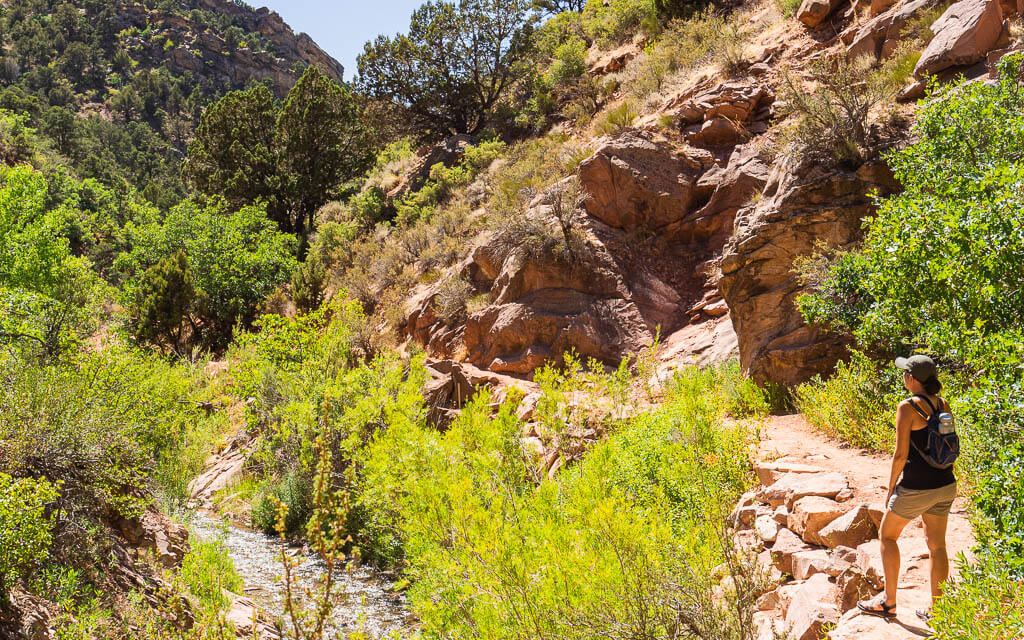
left=258, top=1, right=426, bottom=81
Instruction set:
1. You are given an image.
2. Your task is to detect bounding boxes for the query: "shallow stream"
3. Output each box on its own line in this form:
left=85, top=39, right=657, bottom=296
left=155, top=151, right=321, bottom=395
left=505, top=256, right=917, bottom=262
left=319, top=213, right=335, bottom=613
left=189, top=511, right=412, bottom=638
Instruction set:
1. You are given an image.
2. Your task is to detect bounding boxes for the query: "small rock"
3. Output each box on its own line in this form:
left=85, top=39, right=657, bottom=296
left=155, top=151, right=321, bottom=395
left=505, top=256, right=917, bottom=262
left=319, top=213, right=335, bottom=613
left=730, top=504, right=760, bottom=529
left=773, top=505, right=790, bottom=526
left=733, top=529, right=764, bottom=554
left=757, top=588, right=781, bottom=611
left=824, top=552, right=854, bottom=578
left=836, top=566, right=881, bottom=612
left=755, top=514, right=780, bottom=542
left=855, top=542, right=885, bottom=590
left=792, top=549, right=831, bottom=580
left=797, top=0, right=844, bottom=27
left=866, top=503, right=886, bottom=528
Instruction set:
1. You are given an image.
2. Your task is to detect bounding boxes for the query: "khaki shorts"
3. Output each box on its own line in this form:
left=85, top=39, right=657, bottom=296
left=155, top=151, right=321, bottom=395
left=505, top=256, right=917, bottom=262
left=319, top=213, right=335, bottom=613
left=888, top=483, right=957, bottom=520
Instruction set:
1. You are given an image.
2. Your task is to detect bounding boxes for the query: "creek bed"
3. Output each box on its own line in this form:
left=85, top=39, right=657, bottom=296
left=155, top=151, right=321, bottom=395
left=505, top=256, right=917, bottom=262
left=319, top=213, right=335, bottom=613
left=189, top=511, right=412, bottom=638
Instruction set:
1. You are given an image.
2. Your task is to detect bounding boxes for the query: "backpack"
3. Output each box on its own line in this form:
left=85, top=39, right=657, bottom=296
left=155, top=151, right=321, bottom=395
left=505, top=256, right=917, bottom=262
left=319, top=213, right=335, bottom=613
left=909, top=394, right=960, bottom=469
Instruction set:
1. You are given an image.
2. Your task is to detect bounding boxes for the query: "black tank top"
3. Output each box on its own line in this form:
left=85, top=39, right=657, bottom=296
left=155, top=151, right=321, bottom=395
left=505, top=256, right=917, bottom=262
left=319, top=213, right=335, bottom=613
left=898, top=397, right=957, bottom=490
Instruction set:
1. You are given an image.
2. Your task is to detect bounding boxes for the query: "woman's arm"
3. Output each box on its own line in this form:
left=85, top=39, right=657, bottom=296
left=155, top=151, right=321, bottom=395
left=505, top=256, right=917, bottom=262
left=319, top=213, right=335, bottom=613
left=887, top=401, right=914, bottom=502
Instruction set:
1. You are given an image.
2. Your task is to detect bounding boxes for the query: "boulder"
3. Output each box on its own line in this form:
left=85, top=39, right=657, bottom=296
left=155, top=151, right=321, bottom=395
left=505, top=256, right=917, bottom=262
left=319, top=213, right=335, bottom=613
left=788, top=496, right=846, bottom=545
left=819, top=504, right=879, bottom=549
left=914, top=0, right=1004, bottom=77
left=844, top=0, right=946, bottom=61
left=719, top=158, right=900, bottom=386
left=686, top=116, right=747, bottom=148
left=732, top=503, right=762, bottom=529
left=785, top=574, right=842, bottom=640
left=579, top=131, right=708, bottom=230
left=760, top=472, right=850, bottom=509
left=792, top=549, right=831, bottom=580
left=771, top=527, right=817, bottom=575
left=773, top=505, right=791, bottom=525
left=757, top=588, right=781, bottom=611
left=824, top=548, right=856, bottom=577
left=798, top=0, right=844, bottom=27
left=188, top=445, right=248, bottom=505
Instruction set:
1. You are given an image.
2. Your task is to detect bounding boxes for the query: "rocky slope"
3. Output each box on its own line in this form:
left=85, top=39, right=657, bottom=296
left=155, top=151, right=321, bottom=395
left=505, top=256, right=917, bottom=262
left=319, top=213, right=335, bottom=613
left=398, top=0, right=1023, bottom=391
left=112, top=0, right=344, bottom=95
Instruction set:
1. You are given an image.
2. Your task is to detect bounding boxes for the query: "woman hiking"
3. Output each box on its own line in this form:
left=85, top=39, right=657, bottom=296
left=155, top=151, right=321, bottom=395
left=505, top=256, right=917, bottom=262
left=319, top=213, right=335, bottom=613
left=857, top=355, right=958, bottom=623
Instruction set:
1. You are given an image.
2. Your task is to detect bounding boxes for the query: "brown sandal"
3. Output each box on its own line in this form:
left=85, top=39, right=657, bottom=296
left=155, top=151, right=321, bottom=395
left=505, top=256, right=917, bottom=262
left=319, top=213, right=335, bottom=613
left=857, top=594, right=897, bottom=619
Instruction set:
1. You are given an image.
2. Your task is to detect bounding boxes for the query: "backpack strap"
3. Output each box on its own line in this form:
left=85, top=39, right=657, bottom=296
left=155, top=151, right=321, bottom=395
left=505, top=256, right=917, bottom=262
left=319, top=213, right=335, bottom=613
left=910, top=394, right=936, bottom=419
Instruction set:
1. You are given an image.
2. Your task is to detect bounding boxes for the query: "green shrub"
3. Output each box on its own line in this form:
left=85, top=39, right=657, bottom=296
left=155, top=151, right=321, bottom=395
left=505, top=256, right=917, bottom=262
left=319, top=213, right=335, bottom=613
left=547, top=37, right=588, bottom=86
left=630, top=12, right=726, bottom=100
left=795, top=351, right=903, bottom=452
left=0, top=473, right=59, bottom=594
left=0, top=165, right=105, bottom=356
left=117, top=200, right=297, bottom=352
left=251, top=471, right=312, bottom=537
left=581, top=0, right=660, bottom=46
left=775, top=0, right=803, bottom=17
left=358, top=363, right=764, bottom=637
left=594, top=99, right=638, bottom=135
left=176, top=536, right=243, bottom=623
left=930, top=553, right=1024, bottom=639
left=291, top=254, right=328, bottom=313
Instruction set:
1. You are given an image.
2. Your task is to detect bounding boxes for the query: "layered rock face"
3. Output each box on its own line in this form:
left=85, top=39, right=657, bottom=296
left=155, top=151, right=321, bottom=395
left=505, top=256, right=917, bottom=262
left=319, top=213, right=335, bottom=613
left=116, top=0, right=344, bottom=96
left=404, top=86, right=778, bottom=376
left=719, top=158, right=899, bottom=386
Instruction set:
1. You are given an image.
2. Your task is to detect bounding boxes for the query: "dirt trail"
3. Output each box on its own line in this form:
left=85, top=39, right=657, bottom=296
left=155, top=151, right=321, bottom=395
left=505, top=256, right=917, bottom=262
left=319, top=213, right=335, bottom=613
left=759, top=415, right=975, bottom=638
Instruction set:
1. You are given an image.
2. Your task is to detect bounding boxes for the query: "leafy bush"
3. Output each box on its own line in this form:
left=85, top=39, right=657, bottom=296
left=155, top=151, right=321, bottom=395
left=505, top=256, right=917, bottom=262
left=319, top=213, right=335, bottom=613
left=547, top=36, right=589, bottom=86
left=0, top=165, right=105, bottom=356
left=251, top=471, right=313, bottom=537
left=930, top=553, right=1024, bottom=639
left=291, top=254, right=328, bottom=313
left=795, top=351, right=903, bottom=451
left=775, top=0, right=803, bottom=16
left=0, top=473, right=59, bottom=594
left=358, top=363, right=764, bottom=637
left=175, top=536, right=243, bottom=625
left=117, top=200, right=297, bottom=351
left=580, top=0, right=660, bottom=46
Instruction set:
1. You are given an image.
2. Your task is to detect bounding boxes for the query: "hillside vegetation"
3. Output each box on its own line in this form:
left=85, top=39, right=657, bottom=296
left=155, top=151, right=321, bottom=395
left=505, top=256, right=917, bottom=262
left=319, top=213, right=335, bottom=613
left=1, top=0, right=1023, bottom=638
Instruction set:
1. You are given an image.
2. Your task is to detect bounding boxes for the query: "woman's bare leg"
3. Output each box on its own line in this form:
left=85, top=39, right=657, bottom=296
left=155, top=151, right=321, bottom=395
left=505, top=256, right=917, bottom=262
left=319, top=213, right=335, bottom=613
left=879, top=510, right=912, bottom=606
left=921, top=512, right=950, bottom=604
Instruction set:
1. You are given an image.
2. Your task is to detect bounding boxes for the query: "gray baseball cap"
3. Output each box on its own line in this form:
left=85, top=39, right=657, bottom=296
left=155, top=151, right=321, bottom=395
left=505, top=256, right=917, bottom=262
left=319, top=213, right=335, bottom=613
left=895, top=354, right=937, bottom=381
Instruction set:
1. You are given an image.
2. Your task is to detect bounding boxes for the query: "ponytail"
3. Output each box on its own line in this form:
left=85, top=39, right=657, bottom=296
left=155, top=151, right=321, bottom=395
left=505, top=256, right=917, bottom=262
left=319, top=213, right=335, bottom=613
left=923, top=376, right=942, bottom=395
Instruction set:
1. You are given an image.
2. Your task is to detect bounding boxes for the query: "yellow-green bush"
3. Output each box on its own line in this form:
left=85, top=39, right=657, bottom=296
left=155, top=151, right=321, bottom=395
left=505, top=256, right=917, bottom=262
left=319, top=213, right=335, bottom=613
left=358, top=362, right=766, bottom=637
left=795, top=351, right=902, bottom=452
